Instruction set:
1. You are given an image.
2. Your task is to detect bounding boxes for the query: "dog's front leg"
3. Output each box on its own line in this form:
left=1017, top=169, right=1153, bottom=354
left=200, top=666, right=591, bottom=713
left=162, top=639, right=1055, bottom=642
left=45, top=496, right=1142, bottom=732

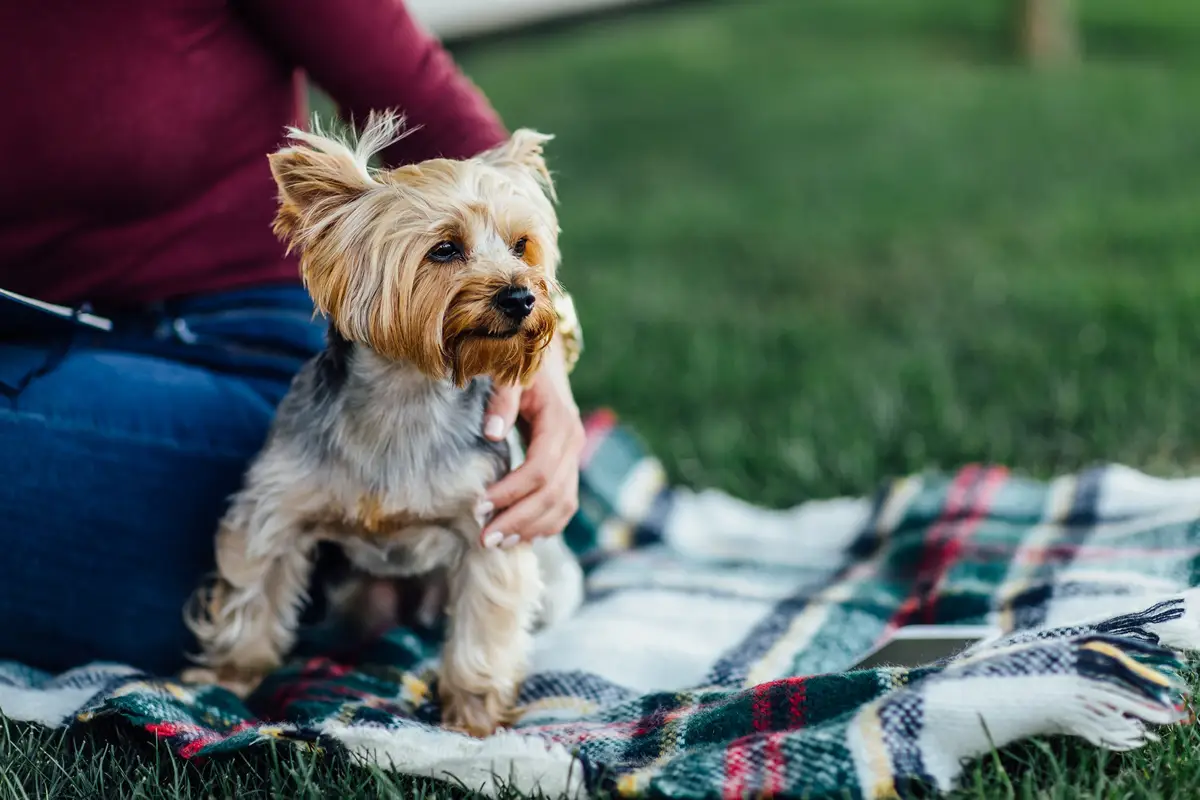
left=439, top=545, right=543, bottom=737
left=183, top=513, right=315, bottom=698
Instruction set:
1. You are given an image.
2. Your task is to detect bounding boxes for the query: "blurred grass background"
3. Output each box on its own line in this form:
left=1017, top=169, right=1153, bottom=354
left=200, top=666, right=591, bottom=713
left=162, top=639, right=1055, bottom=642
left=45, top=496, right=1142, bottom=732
left=11, top=0, right=1200, bottom=796
left=446, top=0, right=1200, bottom=508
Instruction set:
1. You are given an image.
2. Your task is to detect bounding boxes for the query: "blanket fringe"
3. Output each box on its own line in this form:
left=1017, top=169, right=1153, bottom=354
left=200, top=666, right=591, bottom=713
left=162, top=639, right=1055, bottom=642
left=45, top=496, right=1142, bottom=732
left=980, top=589, right=1200, bottom=658
left=1142, top=588, right=1200, bottom=651
left=850, top=635, right=1190, bottom=796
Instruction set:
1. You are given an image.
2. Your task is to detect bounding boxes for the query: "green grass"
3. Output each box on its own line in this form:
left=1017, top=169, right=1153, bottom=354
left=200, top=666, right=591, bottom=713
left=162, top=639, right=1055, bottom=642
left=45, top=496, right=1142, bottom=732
left=0, top=717, right=530, bottom=799
left=9, top=0, right=1200, bottom=795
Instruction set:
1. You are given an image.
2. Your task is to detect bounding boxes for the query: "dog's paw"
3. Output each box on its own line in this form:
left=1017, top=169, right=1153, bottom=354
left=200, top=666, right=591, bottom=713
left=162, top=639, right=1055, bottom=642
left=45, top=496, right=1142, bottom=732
left=178, top=665, right=266, bottom=698
left=215, top=667, right=270, bottom=699
left=221, top=674, right=265, bottom=699
left=439, top=683, right=512, bottom=738
left=179, top=666, right=219, bottom=686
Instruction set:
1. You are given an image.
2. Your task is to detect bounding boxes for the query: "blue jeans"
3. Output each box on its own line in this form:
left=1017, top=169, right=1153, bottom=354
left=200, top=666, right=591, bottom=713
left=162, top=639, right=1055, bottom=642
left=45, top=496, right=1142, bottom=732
left=0, top=286, right=328, bottom=675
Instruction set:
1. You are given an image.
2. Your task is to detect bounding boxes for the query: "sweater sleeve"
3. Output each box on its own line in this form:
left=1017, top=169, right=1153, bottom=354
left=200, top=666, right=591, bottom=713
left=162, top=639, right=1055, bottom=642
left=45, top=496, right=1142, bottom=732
left=237, top=0, right=509, bottom=164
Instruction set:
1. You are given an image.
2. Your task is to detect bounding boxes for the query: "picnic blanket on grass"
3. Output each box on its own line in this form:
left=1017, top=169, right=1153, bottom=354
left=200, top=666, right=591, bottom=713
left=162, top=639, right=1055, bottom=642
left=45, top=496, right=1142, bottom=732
left=3, top=411, right=1200, bottom=799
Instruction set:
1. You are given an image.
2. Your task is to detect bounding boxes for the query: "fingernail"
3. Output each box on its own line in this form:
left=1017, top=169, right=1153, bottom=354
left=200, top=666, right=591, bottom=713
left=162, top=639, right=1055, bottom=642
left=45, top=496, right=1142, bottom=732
left=501, top=534, right=521, bottom=549
left=484, top=415, right=506, bottom=441
left=474, top=500, right=494, bottom=525
left=483, top=531, right=505, bottom=549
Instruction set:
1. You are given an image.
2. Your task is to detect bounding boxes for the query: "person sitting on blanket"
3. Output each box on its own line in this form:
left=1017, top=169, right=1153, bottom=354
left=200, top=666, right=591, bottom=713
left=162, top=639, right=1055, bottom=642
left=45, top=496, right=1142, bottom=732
left=0, top=2, right=585, bottom=676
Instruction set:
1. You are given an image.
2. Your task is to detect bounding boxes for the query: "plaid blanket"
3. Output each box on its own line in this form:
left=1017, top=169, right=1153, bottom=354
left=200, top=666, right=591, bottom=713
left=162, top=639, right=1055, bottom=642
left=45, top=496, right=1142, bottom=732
left=3, top=411, right=1200, bottom=799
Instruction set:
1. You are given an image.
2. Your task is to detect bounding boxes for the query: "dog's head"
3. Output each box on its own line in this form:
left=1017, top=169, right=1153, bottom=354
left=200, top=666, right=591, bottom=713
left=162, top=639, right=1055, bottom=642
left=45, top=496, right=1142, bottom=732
left=268, top=112, right=560, bottom=387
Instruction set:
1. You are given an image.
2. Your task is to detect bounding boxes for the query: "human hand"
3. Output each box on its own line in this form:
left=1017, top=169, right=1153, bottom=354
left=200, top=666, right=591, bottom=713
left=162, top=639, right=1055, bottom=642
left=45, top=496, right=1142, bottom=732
left=479, top=335, right=584, bottom=547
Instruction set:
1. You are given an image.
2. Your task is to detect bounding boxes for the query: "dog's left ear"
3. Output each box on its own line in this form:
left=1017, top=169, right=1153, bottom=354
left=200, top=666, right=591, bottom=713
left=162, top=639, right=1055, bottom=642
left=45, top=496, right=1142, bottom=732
left=480, top=129, right=557, bottom=202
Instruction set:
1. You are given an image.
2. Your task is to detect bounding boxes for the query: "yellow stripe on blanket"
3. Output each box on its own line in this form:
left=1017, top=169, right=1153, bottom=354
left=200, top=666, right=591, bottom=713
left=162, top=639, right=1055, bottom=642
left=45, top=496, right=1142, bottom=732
left=1081, top=640, right=1173, bottom=688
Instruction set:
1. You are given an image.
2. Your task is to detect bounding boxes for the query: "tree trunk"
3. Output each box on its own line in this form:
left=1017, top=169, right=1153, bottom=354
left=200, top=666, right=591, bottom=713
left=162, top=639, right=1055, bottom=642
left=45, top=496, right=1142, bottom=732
left=1016, top=0, right=1080, bottom=67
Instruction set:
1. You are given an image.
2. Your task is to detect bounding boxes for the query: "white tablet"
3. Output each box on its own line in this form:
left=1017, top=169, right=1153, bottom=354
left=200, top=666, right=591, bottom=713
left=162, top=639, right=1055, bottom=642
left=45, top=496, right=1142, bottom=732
left=850, top=624, right=1001, bottom=670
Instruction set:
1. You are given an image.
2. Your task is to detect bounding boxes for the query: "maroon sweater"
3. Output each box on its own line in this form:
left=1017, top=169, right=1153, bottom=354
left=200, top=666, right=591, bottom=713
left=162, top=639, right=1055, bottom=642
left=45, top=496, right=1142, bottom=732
left=0, top=1, right=508, bottom=307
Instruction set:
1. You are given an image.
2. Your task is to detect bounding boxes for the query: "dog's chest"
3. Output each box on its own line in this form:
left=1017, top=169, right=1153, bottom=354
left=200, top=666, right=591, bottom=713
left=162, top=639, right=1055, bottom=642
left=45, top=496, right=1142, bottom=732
left=322, top=448, right=497, bottom=535
left=319, top=449, right=495, bottom=576
left=301, top=422, right=501, bottom=571
left=286, top=358, right=507, bottom=574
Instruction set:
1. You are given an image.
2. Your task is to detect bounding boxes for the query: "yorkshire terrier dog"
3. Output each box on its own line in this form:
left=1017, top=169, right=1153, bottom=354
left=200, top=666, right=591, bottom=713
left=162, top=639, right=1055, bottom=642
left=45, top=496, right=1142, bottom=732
left=183, top=113, right=584, bottom=737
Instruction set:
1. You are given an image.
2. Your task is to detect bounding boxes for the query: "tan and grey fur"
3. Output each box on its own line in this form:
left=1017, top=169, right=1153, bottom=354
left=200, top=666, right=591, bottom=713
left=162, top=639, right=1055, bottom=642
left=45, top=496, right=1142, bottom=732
left=183, top=113, right=583, bottom=737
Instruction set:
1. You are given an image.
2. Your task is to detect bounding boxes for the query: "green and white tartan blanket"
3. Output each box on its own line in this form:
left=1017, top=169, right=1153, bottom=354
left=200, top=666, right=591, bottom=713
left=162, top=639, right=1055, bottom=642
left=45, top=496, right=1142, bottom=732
left=3, top=410, right=1200, bottom=799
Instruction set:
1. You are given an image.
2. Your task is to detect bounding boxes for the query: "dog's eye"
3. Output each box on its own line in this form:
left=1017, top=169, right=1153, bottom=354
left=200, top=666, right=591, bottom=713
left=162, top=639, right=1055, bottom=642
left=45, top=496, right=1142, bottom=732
left=428, top=241, right=462, bottom=263
left=512, top=237, right=528, bottom=258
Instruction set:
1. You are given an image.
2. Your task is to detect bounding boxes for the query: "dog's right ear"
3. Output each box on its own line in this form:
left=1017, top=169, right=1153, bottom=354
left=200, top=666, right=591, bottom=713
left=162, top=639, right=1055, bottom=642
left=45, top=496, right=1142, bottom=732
left=266, top=132, right=376, bottom=325
left=269, top=114, right=406, bottom=229
left=268, top=144, right=370, bottom=243
left=269, top=148, right=365, bottom=209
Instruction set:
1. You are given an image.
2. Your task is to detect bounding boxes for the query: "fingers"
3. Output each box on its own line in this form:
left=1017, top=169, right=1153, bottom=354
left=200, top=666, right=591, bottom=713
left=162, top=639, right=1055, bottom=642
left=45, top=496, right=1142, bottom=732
left=484, top=465, right=579, bottom=546
left=485, top=438, right=549, bottom=510
left=484, top=407, right=584, bottom=511
left=483, top=384, right=522, bottom=442
left=479, top=339, right=585, bottom=545
left=483, top=414, right=584, bottom=544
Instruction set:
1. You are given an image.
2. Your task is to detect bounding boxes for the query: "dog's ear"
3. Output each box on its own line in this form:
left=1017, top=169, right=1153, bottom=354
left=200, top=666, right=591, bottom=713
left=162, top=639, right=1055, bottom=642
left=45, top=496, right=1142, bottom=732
left=267, top=133, right=373, bottom=325
left=269, top=148, right=366, bottom=209
left=479, top=129, right=557, bottom=202
left=268, top=145, right=371, bottom=243
left=269, top=114, right=408, bottom=243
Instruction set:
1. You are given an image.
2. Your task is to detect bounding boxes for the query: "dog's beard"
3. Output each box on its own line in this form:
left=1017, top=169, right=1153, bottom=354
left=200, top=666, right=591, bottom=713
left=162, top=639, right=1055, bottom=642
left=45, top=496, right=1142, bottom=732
left=446, top=324, right=553, bottom=387
left=442, top=295, right=557, bottom=388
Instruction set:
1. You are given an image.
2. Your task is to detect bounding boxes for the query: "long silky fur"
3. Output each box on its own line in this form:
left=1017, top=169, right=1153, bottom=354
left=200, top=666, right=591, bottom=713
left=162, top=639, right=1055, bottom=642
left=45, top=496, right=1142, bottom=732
left=184, top=113, right=584, bottom=736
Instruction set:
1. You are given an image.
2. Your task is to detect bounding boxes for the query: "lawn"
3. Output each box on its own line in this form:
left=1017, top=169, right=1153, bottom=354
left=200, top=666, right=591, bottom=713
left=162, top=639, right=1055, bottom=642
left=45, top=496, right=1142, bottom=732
left=7, top=0, right=1200, bottom=796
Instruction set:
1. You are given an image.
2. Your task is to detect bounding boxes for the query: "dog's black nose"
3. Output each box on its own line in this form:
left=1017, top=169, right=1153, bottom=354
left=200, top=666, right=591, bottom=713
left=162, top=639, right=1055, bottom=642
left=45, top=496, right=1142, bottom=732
left=493, top=286, right=535, bottom=322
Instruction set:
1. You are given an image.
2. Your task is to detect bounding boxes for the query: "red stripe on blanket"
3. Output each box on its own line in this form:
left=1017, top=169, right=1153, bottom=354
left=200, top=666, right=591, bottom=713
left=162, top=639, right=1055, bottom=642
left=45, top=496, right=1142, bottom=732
left=723, top=678, right=808, bottom=800
left=764, top=677, right=807, bottom=796
left=723, top=682, right=769, bottom=800
left=723, top=738, right=751, bottom=800
left=527, top=678, right=814, bottom=743
left=146, top=721, right=217, bottom=758
left=752, top=682, right=772, bottom=732
left=763, top=734, right=784, bottom=798
left=887, top=465, right=978, bottom=629
left=922, top=465, right=1008, bottom=623
left=179, top=736, right=213, bottom=758
left=889, top=465, right=1008, bottom=628
left=145, top=721, right=185, bottom=739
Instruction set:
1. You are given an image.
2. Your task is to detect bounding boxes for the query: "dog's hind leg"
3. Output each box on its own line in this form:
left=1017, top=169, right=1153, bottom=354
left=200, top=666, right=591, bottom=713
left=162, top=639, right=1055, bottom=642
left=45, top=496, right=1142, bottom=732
left=438, top=545, right=543, bottom=737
